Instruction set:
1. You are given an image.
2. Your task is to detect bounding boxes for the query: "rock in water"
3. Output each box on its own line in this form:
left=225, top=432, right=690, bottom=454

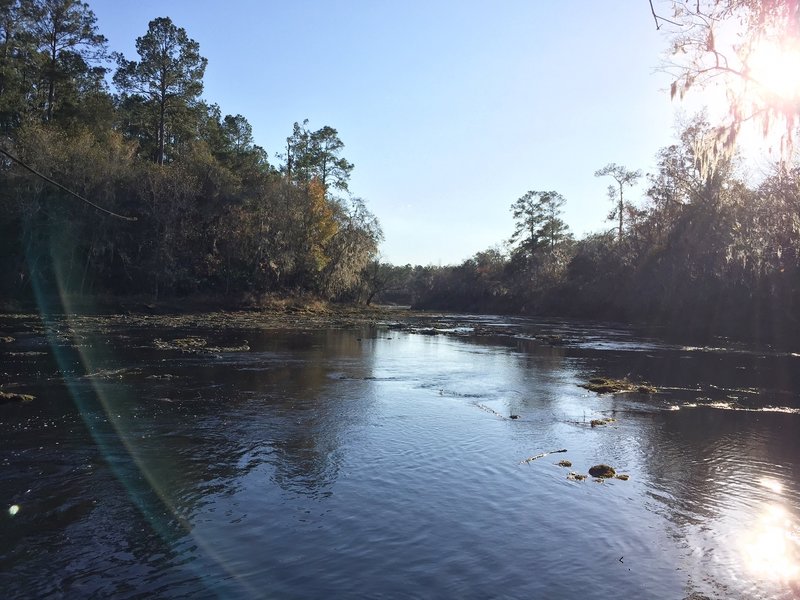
left=588, top=464, right=615, bottom=478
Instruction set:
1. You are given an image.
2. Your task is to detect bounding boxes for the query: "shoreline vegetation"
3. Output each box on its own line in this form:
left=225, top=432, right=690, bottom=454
left=2, top=2, right=799, bottom=348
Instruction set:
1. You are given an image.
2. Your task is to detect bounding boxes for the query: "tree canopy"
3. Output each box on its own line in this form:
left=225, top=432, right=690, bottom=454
left=657, top=0, right=800, bottom=163
left=113, top=16, right=207, bottom=165
left=0, top=6, right=381, bottom=305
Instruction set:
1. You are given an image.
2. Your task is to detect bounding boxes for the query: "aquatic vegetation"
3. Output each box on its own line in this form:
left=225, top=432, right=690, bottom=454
left=588, top=464, right=616, bottom=478
left=154, top=337, right=250, bottom=354
left=581, top=377, right=656, bottom=394
left=590, top=417, right=616, bottom=427
left=0, top=390, right=35, bottom=403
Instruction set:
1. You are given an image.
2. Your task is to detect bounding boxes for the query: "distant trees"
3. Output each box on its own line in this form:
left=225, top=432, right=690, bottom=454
left=510, top=190, right=570, bottom=255
left=113, top=17, right=207, bottom=165
left=402, top=117, right=800, bottom=341
left=594, top=163, right=641, bottom=242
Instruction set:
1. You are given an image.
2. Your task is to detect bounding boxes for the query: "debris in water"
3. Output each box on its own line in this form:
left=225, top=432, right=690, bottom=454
left=0, top=390, right=35, bottom=404
left=520, top=449, right=567, bottom=464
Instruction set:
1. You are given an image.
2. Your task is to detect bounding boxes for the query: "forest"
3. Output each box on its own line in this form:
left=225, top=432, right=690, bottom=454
left=393, top=117, right=800, bottom=343
left=2, top=0, right=799, bottom=343
left=0, top=1, right=382, bottom=304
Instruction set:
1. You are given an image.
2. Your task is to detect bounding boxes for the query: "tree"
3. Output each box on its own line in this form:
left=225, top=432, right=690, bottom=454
left=655, top=0, right=800, bottom=163
left=281, top=119, right=354, bottom=192
left=222, top=113, right=253, bottom=153
left=0, top=0, right=36, bottom=130
left=113, top=17, right=207, bottom=165
left=509, top=190, right=570, bottom=255
left=594, top=163, right=641, bottom=242
left=30, top=0, right=106, bottom=121
left=319, top=197, right=382, bottom=298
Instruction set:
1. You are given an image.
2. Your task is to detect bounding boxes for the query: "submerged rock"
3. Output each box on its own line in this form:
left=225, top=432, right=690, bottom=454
left=590, top=417, right=616, bottom=427
left=588, top=464, right=616, bottom=478
left=557, top=460, right=572, bottom=468
left=567, top=472, right=587, bottom=481
left=615, top=474, right=630, bottom=481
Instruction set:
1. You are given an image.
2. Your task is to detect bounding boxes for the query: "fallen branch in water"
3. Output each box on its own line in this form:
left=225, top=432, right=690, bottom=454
left=520, top=449, right=567, bottom=464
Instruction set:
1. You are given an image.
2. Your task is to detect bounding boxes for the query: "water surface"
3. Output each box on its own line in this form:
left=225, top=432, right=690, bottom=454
left=1, top=314, right=799, bottom=599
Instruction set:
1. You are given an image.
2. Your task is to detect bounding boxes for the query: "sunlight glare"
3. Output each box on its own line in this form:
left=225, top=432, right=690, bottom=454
left=758, top=477, right=784, bottom=494
left=747, top=41, right=800, bottom=103
left=741, top=504, right=800, bottom=581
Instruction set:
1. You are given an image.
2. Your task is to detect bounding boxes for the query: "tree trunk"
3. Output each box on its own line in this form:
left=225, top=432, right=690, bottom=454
left=158, top=98, right=166, bottom=165
left=47, top=35, right=57, bottom=121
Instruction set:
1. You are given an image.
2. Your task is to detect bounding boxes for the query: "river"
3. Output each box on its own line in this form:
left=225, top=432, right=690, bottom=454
left=1, top=312, right=799, bottom=599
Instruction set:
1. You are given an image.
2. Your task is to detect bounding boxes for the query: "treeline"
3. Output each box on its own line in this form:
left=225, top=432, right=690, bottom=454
left=383, top=118, right=800, bottom=343
left=0, top=1, right=381, bottom=304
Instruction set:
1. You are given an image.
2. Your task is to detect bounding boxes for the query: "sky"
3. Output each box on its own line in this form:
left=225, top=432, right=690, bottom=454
left=88, top=0, right=682, bottom=266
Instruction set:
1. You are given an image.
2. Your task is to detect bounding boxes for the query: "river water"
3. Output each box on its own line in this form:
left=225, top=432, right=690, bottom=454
left=1, top=313, right=799, bottom=599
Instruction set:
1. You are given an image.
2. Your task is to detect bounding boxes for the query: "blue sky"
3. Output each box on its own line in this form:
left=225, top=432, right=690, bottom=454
left=90, top=0, right=680, bottom=266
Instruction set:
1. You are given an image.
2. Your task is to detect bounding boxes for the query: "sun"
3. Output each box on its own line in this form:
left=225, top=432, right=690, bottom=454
left=745, top=39, right=800, bottom=104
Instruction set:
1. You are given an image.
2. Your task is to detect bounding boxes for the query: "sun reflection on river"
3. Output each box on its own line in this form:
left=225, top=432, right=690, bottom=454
left=741, top=503, right=800, bottom=583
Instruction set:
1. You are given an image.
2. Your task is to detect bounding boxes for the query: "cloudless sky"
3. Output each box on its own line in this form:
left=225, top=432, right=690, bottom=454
left=89, top=0, right=681, bottom=266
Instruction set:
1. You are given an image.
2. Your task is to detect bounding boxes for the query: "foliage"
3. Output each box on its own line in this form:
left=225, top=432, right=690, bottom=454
left=510, top=190, right=570, bottom=255
left=658, top=0, right=800, bottom=165
left=594, top=163, right=641, bottom=242
left=0, top=6, right=381, bottom=305
left=30, top=0, right=107, bottom=121
left=113, top=17, right=207, bottom=165
left=407, top=118, right=800, bottom=342
left=281, top=119, right=354, bottom=192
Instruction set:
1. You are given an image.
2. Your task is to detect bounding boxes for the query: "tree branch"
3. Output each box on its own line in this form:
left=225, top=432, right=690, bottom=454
left=650, top=0, right=683, bottom=29
left=0, top=147, right=138, bottom=221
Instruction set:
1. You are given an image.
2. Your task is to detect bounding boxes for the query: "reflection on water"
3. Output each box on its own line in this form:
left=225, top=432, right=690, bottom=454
left=1, top=314, right=800, bottom=598
left=741, top=504, right=800, bottom=583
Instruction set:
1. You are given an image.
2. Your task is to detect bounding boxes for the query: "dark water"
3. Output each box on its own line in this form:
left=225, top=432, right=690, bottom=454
left=1, top=314, right=799, bottom=599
